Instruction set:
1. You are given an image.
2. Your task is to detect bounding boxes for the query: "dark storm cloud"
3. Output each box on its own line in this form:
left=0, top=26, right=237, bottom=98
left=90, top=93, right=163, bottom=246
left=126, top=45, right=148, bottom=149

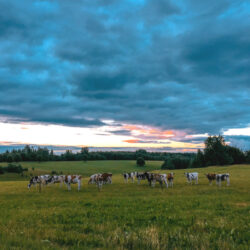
left=0, top=0, right=249, bottom=148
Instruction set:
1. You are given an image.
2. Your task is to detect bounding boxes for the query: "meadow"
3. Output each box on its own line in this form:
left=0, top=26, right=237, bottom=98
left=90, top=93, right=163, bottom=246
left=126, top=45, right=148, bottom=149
left=0, top=161, right=249, bottom=249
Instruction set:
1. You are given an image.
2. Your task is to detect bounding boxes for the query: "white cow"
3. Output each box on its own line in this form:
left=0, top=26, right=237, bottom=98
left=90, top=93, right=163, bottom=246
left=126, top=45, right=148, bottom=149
left=184, top=172, right=198, bottom=184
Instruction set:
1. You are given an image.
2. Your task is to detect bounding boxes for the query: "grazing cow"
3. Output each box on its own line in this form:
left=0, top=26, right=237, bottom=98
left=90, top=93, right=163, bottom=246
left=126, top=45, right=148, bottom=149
left=144, top=172, right=154, bottom=186
left=205, top=173, right=216, bottom=185
left=123, top=172, right=135, bottom=183
left=101, top=173, right=112, bottom=184
left=88, top=173, right=102, bottom=184
left=27, top=175, right=50, bottom=189
left=184, top=172, right=198, bottom=184
left=167, top=173, right=174, bottom=187
left=136, top=172, right=147, bottom=184
left=47, top=175, right=65, bottom=187
left=64, top=175, right=82, bottom=191
left=145, top=173, right=168, bottom=188
left=216, top=173, right=230, bottom=186
left=94, top=174, right=104, bottom=191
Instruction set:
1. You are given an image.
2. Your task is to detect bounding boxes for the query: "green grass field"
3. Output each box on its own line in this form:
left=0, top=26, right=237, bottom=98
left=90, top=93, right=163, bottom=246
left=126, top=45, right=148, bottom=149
left=0, top=161, right=249, bottom=249
left=0, top=160, right=163, bottom=180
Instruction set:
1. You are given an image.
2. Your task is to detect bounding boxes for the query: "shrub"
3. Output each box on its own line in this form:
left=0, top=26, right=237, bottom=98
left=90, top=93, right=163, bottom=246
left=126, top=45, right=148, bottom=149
left=51, top=170, right=57, bottom=175
left=161, top=159, right=175, bottom=170
left=136, top=157, right=145, bottom=167
left=246, top=151, right=250, bottom=164
left=5, top=163, right=24, bottom=174
left=0, top=167, right=4, bottom=174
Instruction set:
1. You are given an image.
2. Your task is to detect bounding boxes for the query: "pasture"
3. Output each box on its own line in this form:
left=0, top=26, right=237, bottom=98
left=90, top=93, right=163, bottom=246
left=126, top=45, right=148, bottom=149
left=0, top=162, right=249, bottom=249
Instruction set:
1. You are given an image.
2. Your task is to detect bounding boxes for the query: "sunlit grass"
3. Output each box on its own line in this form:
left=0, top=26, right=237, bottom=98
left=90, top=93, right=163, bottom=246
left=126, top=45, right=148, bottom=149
left=0, top=163, right=249, bottom=249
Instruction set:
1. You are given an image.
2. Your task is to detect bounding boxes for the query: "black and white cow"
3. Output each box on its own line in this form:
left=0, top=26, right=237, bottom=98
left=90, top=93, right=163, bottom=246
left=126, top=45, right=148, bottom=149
left=46, top=175, right=65, bottom=187
left=123, top=172, right=136, bottom=183
left=136, top=172, right=148, bottom=184
left=216, top=173, right=230, bottom=186
left=184, top=172, right=198, bottom=184
left=27, top=175, right=50, bottom=189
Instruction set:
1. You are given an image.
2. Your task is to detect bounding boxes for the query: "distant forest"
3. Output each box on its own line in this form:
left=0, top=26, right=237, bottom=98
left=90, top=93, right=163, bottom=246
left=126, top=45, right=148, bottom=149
left=0, top=136, right=249, bottom=170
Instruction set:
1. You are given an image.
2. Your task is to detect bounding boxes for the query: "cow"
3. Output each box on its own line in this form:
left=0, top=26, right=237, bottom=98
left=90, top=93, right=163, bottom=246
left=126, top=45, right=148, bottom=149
left=94, top=174, right=104, bottom=191
left=167, top=173, right=174, bottom=187
left=27, top=175, right=50, bottom=189
left=145, top=173, right=168, bottom=189
left=88, top=173, right=102, bottom=184
left=184, top=172, right=198, bottom=184
left=144, top=172, right=155, bottom=186
left=101, top=173, right=112, bottom=184
left=205, top=173, right=216, bottom=185
left=136, top=172, right=148, bottom=184
left=123, top=172, right=136, bottom=183
left=216, top=173, right=230, bottom=186
left=47, top=175, right=65, bottom=187
left=64, top=175, right=82, bottom=191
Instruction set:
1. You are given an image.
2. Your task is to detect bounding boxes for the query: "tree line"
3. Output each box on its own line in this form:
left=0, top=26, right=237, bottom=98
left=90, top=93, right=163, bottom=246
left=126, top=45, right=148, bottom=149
left=162, top=135, right=250, bottom=170
left=0, top=136, right=249, bottom=170
left=0, top=145, right=195, bottom=163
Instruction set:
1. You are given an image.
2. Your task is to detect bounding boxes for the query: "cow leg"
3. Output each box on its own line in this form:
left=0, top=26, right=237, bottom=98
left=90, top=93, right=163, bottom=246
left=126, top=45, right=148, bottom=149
left=78, top=180, right=81, bottom=191
left=227, top=177, right=230, bottom=186
left=196, top=177, right=198, bottom=184
left=164, top=178, right=168, bottom=188
left=67, top=183, right=71, bottom=191
left=98, top=181, right=103, bottom=191
left=152, top=180, right=156, bottom=187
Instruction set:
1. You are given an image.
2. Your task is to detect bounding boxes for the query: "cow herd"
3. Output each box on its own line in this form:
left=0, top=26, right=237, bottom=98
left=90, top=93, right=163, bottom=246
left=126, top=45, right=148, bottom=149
left=27, top=171, right=230, bottom=192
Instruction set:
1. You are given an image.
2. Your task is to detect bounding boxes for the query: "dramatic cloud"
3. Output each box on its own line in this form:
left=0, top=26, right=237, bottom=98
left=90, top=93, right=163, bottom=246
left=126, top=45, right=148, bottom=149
left=0, top=0, right=249, bottom=149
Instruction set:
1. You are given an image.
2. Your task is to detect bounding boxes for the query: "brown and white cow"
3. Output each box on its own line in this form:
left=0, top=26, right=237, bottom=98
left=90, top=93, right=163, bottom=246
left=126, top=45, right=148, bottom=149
left=93, top=174, right=112, bottom=191
left=101, top=173, right=112, bottom=184
left=205, top=173, right=216, bottom=185
left=145, top=173, right=168, bottom=188
left=167, top=173, right=174, bottom=187
left=88, top=173, right=102, bottom=184
left=64, top=175, right=82, bottom=191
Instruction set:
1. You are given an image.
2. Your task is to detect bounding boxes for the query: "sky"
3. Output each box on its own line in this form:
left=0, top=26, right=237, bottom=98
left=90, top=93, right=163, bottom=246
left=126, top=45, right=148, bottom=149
left=0, top=0, right=250, bottom=153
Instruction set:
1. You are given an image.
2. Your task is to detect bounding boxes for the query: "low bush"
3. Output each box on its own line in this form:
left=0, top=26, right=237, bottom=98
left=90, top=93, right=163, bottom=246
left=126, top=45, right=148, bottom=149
left=1, top=163, right=27, bottom=174
left=0, top=167, right=4, bottom=175
left=136, top=157, right=145, bottom=167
